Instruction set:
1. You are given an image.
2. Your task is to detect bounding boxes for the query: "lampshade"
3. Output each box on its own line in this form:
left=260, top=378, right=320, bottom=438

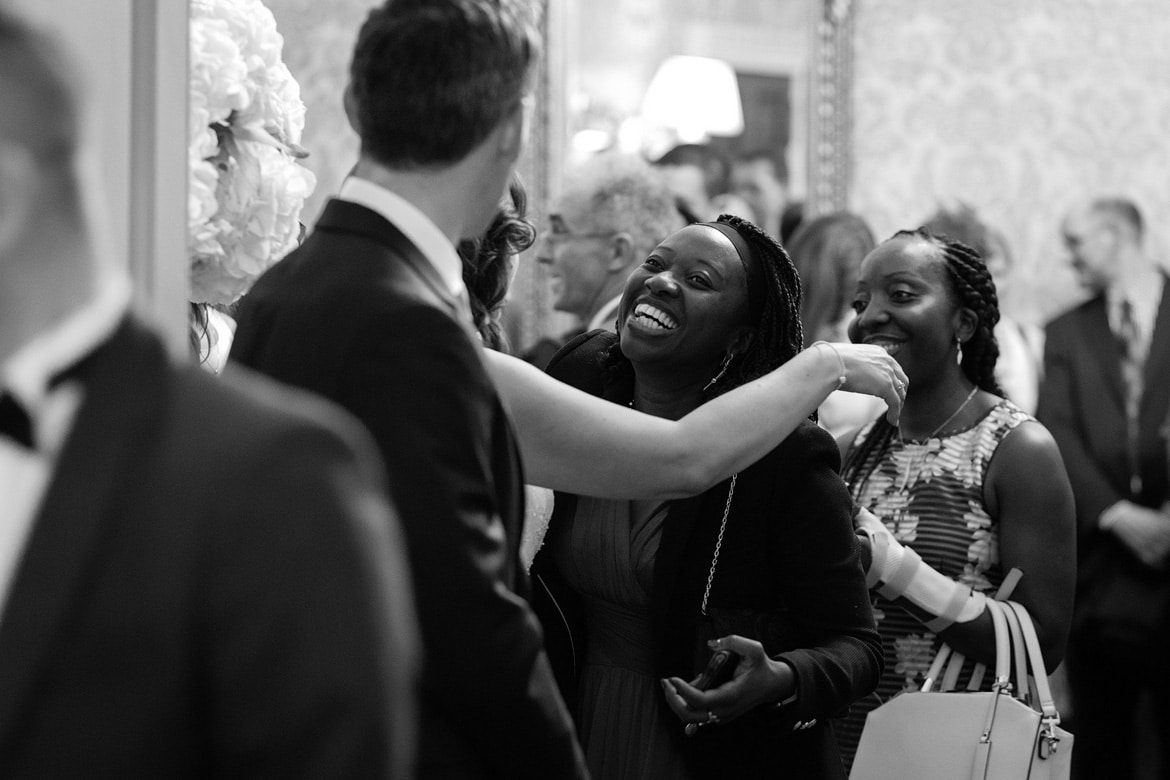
left=641, top=55, right=744, bottom=143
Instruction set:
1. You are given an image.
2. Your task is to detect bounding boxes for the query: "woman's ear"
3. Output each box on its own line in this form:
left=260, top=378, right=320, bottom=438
left=728, top=327, right=756, bottom=359
left=954, top=306, right=979, bottom=346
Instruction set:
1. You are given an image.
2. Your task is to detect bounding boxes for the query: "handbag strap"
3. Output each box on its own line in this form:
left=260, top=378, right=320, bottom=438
left=1002, top=600, right=1029, bottom=701
left=922, top=567, right=1022, bottom=693
left=699, top=474, right=737, bottom=617
left=1002, top=600, right=1060, bottom=722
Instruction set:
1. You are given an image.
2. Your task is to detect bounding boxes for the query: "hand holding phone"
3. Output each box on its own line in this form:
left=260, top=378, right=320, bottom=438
left=694, top=648, right=740, bottom=691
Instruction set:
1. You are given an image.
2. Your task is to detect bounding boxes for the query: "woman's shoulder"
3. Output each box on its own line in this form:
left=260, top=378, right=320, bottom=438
left=756, top=418, right=841, bottom=473
left=545, top=329, right=618, bottom=391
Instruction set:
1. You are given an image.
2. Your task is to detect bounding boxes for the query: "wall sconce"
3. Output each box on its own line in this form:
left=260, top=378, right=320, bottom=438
left=641, top=55, right=744, bottom=144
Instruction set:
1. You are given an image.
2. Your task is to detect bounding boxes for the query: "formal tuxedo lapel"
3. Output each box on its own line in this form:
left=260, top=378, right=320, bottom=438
left=0, top=319, right=167, bottom=739
left=316, top=199, right=465, bottom=323
left=1078, top=296, right=1126, bottom=410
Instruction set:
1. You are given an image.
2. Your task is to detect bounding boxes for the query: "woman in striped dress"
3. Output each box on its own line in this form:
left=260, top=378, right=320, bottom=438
left=832, top=228, right=1076, bottom=769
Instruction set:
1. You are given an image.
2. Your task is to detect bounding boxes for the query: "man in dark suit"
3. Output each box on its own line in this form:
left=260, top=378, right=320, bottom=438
left=1038, top=197, right=1170, bottom=779
left=0, top=10, right=419, bottom=779
left=230, top=2, right=588, bottom=778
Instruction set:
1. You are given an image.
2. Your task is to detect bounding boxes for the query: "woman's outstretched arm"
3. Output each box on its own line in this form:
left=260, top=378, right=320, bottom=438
left=486, top=343, right=905, bottom=500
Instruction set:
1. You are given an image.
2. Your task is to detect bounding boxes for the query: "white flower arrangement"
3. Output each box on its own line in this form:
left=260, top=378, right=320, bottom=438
left=188, top=0, right=316, bottom=306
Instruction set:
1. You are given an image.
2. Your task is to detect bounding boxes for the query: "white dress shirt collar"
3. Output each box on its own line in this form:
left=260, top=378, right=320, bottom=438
left=587, top=294, right=623, bottom=333
left=338, top=176, right=467, bottom=299
left=2, top=272, right=130, bottom=423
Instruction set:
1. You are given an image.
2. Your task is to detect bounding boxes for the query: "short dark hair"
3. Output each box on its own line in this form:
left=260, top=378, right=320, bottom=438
left=348, top=0, right=538, bottom=169
left=1091, top=197, right=1144, bottom=241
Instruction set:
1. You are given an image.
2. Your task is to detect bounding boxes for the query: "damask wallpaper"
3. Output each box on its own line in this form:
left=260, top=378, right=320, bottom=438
left=851, top=0, right=1170, bottom=324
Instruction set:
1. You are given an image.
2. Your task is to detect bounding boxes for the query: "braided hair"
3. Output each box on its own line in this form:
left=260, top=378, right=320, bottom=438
left=894, top=227, right=1003, bottom=396
left=601, top=213, right=806, bottom=402
left=840, top=227, right=1004, bottom=488
left=458, top=177, right=536, bottom=350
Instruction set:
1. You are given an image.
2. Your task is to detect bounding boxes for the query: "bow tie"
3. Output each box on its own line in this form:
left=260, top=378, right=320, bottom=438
left=0, top=392, right=34, bottom=449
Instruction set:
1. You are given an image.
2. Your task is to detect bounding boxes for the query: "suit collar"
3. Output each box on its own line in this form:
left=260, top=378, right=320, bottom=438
left=336, top=177, right=465, bottom=298
left=316, top=198, right=469, bottom=326
left=0, top=317, right=168, bottom=741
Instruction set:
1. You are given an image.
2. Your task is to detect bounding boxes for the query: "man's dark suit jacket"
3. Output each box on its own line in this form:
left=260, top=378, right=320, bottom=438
left=0, top=317, right=416, bottom=778
left=533, top=331, right=882, bottom=779
left=1037, top=280, right=1170, bottom=637
left=231, top=199, right=586, bottom=780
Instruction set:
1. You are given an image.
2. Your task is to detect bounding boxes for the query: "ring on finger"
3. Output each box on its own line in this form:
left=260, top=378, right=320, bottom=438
left=706, top=710, right=720, bottom=724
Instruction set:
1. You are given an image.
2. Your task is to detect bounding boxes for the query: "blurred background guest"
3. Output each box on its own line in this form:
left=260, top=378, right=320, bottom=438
left=1039, top=197, right=1170, bottom=780
left=527, top=152, right=683, bottom=368
left=729, top=149, right=788, bottom=242
left=786, top=211, right=883, bottom=437
left=652, top=142, right=732, bottom=223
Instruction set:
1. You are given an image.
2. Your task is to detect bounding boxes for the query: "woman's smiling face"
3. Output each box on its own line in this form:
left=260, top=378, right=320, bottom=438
left=847, top=234, right=969, bottom=385
left=617, top=224, right=753, bottom=376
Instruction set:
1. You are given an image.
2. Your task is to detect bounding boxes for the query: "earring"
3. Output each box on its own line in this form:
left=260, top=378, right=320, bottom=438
left=704, top=353, right=735, bottom=392
left=955, top=337, right=964, bottom=365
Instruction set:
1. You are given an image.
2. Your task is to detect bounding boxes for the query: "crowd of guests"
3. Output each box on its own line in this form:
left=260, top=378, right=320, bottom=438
left=2, top=0, right=1168, bottom=778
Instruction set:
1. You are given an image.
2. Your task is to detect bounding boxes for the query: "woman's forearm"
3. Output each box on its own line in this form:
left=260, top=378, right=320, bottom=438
left=487, top=345, right=900, bottom=499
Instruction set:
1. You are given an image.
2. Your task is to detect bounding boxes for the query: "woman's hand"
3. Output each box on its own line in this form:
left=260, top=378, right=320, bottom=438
left=819, top=342, right=907, bottom=425
left=660, top=635, right=795, bottom=732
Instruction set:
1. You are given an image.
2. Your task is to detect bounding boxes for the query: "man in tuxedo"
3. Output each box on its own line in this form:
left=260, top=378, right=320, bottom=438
left=0, top=11, right=419, bottom=778
left=525, top=153, right=681, bottom=369
left=230, top=2, right=588, bottom=778
left=1038, top=197, right=1170, bottom=779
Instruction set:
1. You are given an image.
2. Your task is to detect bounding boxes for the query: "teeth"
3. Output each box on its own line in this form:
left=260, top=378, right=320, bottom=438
left=633, top=303, right=678, bottom=330
left=869, top=339, right=901, bottom=354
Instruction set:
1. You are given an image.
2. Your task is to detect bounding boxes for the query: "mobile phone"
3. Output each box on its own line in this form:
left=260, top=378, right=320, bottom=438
left=694, top=649, right=740, bottom=691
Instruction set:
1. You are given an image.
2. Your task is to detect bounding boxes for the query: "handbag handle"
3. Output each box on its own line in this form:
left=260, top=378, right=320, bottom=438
left=923, top=596, right=1010, bottom=693
left=1001, top=600, right=1060, bottom=722
left=922, top=568, right=1022, bottom=693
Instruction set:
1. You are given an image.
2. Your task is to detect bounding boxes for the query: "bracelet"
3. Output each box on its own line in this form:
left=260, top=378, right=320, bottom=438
left=812, top=341, right=847, bottom=389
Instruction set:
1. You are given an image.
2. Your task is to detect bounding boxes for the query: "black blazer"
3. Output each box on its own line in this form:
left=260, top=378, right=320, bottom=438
left=231, top=199, right=586, bottom=780
left=0, top=317, right=415, bottom=779
left=534, top=331, right=882, bottom=779
left=1037, top=282, right=1170, bottom=635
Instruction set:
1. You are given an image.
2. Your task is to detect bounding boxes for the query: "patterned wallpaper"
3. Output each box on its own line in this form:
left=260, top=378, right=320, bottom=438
left=851, top=0, right=1170, bottom=325
left=264, top=0, right=376, bottom=225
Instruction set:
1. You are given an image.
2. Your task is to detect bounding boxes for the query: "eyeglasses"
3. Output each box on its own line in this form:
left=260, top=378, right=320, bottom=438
left=544, top=215, right=614, bottom=245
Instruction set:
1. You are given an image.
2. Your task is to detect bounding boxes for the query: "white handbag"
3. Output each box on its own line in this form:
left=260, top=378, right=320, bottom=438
left=850, top=599, right=1073, bottom=780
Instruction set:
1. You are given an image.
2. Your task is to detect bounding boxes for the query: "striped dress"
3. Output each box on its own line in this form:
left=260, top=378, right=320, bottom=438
left=834, top=399, right=1032, bottom=769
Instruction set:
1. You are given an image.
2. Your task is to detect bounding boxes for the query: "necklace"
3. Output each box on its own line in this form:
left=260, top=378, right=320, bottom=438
left=895, top=385, right=978, bottom=492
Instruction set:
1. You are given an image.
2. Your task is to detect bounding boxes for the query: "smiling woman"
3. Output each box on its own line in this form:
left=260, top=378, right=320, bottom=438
left=531, top=214, right=882, bottom=779
left=834, top=228, right=1076, bottom=769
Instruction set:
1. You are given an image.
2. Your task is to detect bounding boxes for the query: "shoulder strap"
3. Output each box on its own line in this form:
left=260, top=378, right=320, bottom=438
left=699, top=474, right=737, bottom=616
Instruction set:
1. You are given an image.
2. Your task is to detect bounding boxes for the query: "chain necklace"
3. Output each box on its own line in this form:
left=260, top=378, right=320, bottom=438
left=895, top=385, right=978, bottom=492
